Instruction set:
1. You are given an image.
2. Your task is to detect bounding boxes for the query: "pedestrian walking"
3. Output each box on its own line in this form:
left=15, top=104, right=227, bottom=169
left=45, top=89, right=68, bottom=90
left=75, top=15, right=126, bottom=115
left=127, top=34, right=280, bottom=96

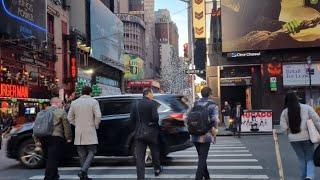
left=231, top=102, right=243, bottom=138
left=280, top=91, right=320, bottom=180
left=222, top=101, right=231, bottom=126
left=34, top=97, right=72, bottom=180
left=130, top=88, right=162, bottom=180
left=67, top=86, right=101, bottom=180
left=188, top=87, right=219, bottom=180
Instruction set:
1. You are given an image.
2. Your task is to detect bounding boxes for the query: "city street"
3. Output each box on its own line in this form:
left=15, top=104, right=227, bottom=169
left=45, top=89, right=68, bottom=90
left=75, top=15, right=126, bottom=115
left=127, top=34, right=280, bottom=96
left=1, top=135, right=319, bottom=180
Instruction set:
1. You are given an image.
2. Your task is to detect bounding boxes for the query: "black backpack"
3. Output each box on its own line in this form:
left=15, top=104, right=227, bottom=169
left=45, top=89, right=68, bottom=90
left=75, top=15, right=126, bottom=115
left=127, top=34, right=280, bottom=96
left=314, top=144, right=320, bottom=166
left=187, top=101, right=214, bottom=135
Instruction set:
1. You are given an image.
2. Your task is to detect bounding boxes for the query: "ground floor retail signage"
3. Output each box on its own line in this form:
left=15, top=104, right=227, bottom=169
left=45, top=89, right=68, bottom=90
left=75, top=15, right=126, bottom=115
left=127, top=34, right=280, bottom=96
left=220, top=77, right=252, bottom=86
left=283, top=64, right=320, bottom=86
left=241, top=110, right=273, bottom=133
left=0, top=83, right=29, bottom=98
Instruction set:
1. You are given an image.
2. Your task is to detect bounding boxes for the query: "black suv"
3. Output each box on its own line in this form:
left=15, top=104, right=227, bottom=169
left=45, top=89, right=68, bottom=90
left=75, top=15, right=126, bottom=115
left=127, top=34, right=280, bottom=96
left=6, top=94, right=192, bottom=168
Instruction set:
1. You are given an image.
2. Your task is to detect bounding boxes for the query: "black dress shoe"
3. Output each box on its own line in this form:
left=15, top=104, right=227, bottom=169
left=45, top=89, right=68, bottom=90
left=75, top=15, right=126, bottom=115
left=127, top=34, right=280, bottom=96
left=154, top=168, right=163, bottom=176
left=78, top=171, right=92, bottom=180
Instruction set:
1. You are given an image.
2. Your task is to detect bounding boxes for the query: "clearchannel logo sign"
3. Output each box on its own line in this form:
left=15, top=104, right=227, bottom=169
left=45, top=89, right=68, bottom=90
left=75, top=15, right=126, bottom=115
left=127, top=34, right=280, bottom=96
left=228, top=52, right=261, bottom=58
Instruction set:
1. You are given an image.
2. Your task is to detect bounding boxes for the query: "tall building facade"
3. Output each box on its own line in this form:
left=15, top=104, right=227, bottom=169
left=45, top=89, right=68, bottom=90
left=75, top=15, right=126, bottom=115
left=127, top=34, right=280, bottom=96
left=69, top=0, right=124, bottom=96
left=119, top=0, right=158, bottom=79
left=47, top=0, right=72, bottom=96
left=206, top=0, right=320, bottom=124
left=155, top=9, right=179, bottom=53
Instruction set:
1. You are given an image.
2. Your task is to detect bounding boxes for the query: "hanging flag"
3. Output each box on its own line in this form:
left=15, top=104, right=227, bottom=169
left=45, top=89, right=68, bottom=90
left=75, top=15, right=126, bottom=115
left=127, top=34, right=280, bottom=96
left=193, top=0, right=206, bottom=38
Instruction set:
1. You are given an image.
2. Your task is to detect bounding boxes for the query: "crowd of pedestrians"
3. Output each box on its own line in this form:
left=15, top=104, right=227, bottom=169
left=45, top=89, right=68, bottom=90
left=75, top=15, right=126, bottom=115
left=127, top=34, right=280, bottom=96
left=24, top=86, right=320, bottom=180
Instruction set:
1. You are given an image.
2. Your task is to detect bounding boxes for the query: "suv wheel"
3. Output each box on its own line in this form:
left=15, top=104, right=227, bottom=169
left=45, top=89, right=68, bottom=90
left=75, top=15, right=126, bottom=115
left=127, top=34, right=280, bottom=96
left=18, top=139, right=45, bottom=169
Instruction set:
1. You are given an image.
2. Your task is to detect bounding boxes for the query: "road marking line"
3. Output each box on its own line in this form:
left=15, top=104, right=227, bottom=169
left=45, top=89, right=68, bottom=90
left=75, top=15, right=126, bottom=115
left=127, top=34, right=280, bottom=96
left=187, top=147, right=246, bottom=150
left=170, top=159, right=258, bottom=162
left=29, top=174, right=269, bottom=179
left=170, top=154, right=252, bottom=157
left=170, top=150, right=250, bottom=153
left=211, top=144, right=244, bottom=147
left=58, top=165, right=263, bottom=171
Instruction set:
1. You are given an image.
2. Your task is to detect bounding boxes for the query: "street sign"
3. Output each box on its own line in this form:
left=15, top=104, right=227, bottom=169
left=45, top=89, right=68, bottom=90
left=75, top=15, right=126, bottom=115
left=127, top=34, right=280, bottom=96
left=185, top=69, right=205, bottom=74
left=306, top=68, right=315, bottom=75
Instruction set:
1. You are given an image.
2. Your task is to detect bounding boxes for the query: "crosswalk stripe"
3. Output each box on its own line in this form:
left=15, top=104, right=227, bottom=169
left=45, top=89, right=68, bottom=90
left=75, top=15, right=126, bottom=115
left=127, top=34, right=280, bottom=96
left=210, top=144, right=244, bottom=147
left=170, top=159, right=258, bottom=162
left=170, top=150, right=250, bottom=153
left=187, top=147, right=246, bottom=150
left=169, top=154, right=253, bottom=157
left=29, top=174, right=269, bottom=179
left=58, top=165, right=263, bottom=171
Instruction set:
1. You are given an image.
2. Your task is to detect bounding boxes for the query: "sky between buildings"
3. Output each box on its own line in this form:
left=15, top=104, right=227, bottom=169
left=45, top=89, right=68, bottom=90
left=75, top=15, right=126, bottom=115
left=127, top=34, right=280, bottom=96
left=155, top=0, right=189, bottom=56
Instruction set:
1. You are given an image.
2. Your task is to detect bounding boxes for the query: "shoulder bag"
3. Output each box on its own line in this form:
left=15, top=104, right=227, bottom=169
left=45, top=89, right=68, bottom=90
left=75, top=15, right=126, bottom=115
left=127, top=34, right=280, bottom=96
left=307, top=119, right=320, bottom=144
left=135, top=101, right=159, bottom=144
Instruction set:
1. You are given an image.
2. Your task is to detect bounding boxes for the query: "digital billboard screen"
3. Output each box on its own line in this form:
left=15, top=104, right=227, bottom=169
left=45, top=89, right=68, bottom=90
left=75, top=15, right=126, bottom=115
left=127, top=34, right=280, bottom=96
left=90, top=0, right=124, bottom=68
left=221, top=0, right=320, bottom=52
left=0, top=0, right=47, bottom=41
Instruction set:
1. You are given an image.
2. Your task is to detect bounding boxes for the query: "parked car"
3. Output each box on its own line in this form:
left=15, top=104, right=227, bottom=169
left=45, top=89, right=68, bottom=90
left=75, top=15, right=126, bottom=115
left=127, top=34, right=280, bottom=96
left=6, top=94, right=192, bottom=168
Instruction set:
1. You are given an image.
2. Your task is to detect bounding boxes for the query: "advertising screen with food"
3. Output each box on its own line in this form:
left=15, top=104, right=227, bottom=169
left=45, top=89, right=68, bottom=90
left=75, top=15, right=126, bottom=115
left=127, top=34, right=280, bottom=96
left=221, top=0, right=320, bottom=52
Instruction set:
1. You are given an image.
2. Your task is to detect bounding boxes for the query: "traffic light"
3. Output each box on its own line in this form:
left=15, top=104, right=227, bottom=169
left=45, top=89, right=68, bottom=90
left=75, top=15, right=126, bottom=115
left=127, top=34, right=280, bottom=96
left=183, top=43, right=189, bottom=58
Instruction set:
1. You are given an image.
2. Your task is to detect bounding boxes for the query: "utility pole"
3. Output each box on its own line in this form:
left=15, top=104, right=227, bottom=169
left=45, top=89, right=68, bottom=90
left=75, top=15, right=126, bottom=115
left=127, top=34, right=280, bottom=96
left=307, top=56, right=313, bottom=106
left=179, top=0, right=195, bottom=103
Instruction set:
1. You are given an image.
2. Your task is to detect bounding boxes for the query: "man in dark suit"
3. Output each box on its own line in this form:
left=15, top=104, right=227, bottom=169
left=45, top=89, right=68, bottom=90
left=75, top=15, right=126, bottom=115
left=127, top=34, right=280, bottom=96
left=231, top=102, right=244, bottom=138
left=130, top=88, right=162, bottom=180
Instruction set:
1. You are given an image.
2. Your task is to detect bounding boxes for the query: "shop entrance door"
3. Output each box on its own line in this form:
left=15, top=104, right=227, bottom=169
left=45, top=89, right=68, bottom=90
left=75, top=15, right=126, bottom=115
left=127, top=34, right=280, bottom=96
left=221, top=86, right=247, bottom=109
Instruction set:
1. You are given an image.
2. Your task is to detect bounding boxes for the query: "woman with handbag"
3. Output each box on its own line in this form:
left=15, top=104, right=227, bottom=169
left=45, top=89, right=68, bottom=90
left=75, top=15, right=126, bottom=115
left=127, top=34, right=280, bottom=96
left=130, top=88, right=162, bottom=180
left=280, top=92, right=320, bottom=180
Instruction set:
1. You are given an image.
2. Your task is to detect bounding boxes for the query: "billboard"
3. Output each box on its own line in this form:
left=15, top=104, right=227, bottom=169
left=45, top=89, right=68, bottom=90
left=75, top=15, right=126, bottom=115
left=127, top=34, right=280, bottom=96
left=90, top=0, right=124, bottom=70
left=0, top=0, right=47, bottom=41
left=124, top=54, right=144, bottom=80
left=283, top=63, right=320, bottom=86
left=221, top=0, right=320, bottom=52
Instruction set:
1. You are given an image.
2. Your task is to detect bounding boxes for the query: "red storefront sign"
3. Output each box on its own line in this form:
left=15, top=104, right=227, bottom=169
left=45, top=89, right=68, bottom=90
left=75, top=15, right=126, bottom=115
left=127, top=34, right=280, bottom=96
left=128, top=81, right=152, bottom=87
left=0, top=83, right=29, bottom=98
left=71, top=57, right=77, bottom=78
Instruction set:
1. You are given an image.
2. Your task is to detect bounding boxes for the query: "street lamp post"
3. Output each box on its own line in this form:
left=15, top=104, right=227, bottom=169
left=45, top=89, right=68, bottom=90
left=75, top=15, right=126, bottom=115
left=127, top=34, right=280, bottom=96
left=307, top=56, right=313, bottom=104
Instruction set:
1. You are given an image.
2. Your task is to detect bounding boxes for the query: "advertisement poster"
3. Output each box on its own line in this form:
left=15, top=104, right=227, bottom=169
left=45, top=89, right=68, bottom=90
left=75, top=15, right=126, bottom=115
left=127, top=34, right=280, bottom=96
left=124, top=54, right=144, bottom=80
left=90, top=0, right=124, bottom=69
left=241, top=110, right=273, bottom=132
left=283, top=63, right=320, bottom=86
left=0, top=0, right=47, bottom=41
left=221, top=0, right=320, bottom=52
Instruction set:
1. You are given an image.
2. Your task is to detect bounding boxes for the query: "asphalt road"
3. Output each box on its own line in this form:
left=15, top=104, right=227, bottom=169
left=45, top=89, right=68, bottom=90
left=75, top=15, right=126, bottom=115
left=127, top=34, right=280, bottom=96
left=0, top=135, right=319, bottom=180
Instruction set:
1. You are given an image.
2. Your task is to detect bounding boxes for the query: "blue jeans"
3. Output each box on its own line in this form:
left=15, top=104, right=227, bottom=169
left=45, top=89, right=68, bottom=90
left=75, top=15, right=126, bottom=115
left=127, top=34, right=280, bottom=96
left=291, top=140, right=315, bottom=179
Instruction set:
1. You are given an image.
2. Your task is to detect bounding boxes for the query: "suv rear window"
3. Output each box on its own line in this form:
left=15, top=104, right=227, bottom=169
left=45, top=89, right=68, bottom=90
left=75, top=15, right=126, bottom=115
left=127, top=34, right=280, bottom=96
left=155, top=95, right=188, bottom=113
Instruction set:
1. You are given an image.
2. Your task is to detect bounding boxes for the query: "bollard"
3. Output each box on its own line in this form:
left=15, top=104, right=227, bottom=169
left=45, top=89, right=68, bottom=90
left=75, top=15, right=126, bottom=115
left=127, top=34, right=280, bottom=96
left=273, top=129, right=285, bottom=180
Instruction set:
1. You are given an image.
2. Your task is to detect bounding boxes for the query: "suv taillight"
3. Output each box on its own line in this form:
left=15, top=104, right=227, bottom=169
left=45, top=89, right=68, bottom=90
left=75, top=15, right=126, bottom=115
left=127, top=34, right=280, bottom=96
left=169, top=113, right=185, bottom=121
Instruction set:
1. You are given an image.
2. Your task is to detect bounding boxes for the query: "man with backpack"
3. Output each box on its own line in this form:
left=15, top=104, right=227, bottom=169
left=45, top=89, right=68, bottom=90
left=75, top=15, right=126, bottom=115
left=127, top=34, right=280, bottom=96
left=187, top=87, right=219, bottom=180
left=33, top=97, right=72, bottom=180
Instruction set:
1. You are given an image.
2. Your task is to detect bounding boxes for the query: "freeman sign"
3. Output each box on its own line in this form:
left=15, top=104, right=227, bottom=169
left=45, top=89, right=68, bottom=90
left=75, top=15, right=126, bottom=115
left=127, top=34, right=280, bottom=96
left=227, top=52, right=261, bottom=58
left=0, top=83, right=29, bottom=98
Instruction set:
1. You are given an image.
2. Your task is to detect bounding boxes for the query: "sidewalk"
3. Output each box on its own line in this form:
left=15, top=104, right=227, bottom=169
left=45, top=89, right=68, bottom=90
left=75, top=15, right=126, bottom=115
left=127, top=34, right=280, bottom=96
left=217, top=125, right=280, bottom=136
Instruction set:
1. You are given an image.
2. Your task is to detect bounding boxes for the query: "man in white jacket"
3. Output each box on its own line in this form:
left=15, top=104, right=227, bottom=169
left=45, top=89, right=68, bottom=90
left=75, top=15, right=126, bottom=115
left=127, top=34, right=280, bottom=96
left=68, top=86, right=101, bottom=180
